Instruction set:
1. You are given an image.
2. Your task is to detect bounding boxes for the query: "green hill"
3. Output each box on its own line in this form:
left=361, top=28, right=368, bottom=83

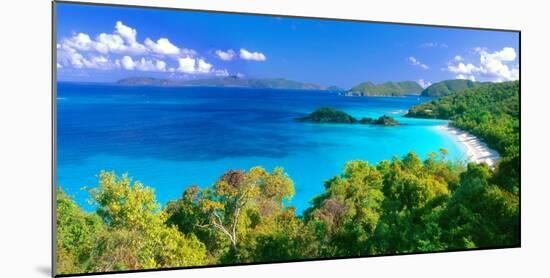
left=407, top=80, right=519, bottom=188
left=115, top=77, right=181, bottom=86
left=420, top=79, right=484, bottom=97
left=347, top=81, right=423, bottom=96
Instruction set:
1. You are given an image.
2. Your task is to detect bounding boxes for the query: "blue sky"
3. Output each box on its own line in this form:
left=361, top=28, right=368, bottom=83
left=56, top=3, right=519, bottom=88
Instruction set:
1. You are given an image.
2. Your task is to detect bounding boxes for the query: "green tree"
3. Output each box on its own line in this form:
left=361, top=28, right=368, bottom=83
left=370, top=152, right=453, bottom=254
left=56, top=188, right=104, bottom=275
left=88, top=171, right=207, bottom=271
left=439, top=163, right=519, bottom=249
left=304, top=160, right=384, bottom=257
left=165, top=167, right=296, bottom=263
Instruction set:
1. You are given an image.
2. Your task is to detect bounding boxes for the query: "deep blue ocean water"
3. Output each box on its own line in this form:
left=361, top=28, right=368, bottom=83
left=56, top=82, right=467, bottom=213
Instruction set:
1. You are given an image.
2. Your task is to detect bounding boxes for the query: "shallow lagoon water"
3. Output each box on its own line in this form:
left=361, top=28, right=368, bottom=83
left=56, top=83, right=466, bottom=213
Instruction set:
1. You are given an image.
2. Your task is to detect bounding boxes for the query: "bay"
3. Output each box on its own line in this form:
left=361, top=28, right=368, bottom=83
left=56, top=82, right=466, bottom=213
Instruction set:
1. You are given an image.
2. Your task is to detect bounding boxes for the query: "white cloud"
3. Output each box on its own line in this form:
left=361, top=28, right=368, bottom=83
left=408, top=56, right=429, bottom=70
left=156, top=60, right=167, bottom=72
left=58, top=21, right=189, bottom=65
left=135, top=58, right=158, bottom=71
left=115, top=21, right=137, bottom=43
left=82, top=55, right=113, bottom=69
left=197, top=59, right=213, bottom=73
left=418, top=79, right=432, bottom=88
left=455, top=74, right=476, bottom=81
left=60, top=21, right=147, bottom=57
left=95, top=33, right=126, bottom=53
left=420, top=42, right=448, bottom=48
left=177, top=57, right=196, bottom=73
left=117, top=56, right=167, bottom=72
left=57, top=21, right=222, bottom=76
left=215, top=49, right=236, bottom=61
left=95, top=21, right=147, bottom=54
left=446, top=47, right=519, bottom=82
left=144, top=38, right=180, bottom=55
left=487, top=47, right=516, bottom=61
left=119, top=56, right=136, bottom=70
left=176, top=57, right=213, bottom=74
left=447, top=62, right=478, bottom=75
left=214, top=69, right=229, bottom=77
left=62, top=33, right=94, bottom=51
left=57, top=42, right=116, bottom=70
left=114, top=21, right=147, bottom=54
left=240, top=48, right=266, bottom=61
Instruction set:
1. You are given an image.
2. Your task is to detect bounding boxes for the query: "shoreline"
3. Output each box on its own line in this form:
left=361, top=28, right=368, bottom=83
left=439, top=125, right=500, bottom=167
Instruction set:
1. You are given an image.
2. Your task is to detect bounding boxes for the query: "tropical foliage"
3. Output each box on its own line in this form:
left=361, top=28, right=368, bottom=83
left=56, top=172, right=207, bottom=274
left=57, top=150, right=519, bottom=274
left=57, top=81, right=519, bottom=275
left=407, top=80, right=519, bottom=193
left=298, top=107, right=399, bottom=125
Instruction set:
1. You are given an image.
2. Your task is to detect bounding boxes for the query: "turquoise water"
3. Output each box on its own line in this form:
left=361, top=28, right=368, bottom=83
left=56, top=83, right=466, bottom=213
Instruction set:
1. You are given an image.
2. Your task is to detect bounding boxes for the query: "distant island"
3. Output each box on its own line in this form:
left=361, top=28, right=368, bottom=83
left=117, top=76, right=332, bottom=90
left=297, top=107, right=399, bottom=126
left=115, top=77, right=495, bottom=100
left=326, top=85, right=345, bottom=92
left=420, top=79, right=487, bottom=97
left=346, top=81, right=423, bottom=96
left=116, top=77, right=426, bottom=96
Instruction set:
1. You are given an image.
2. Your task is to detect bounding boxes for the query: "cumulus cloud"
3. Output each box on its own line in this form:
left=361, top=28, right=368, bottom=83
left=408, top=56, right=429, bottom=70
left=446, top=47, right=519, bottom=82
left=418, top=79, right=432, bottom=88
left=144, top=38, right=180, bottom=55
left=119, top=56, right=135, bottom=70
left=197, top=59, right=213, bottom=73
left=155, top=60, right=167, bottom=72
left=215, top=49, right=236, bottom=61
left=176, top=57, right=214, bottom=74
left=62, top=33, right=94, bottom=51
left=57, top=21, right=225, bottom=76
left=116, top=56, right=167, bottom=72
left=59, top=21, right=153, bottom=56
left=177, top=57, right=196, bottom=73
left=96, top=21, right=147, bottom=54
left=57, top=43, right=117, bottom=70
left=240, top=48, right=266, bottom=61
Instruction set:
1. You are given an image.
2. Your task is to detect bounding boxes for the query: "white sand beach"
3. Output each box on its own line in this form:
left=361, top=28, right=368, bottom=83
left=440, top=125, right=500, bottom=167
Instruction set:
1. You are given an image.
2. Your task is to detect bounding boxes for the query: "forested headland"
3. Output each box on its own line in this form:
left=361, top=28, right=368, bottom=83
left=407, top=80, right=519, bottom=194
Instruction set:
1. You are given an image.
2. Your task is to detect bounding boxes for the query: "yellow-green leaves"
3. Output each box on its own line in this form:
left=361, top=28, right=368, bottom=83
left=57, top=148, right=519, bottom=273
left=91, top=171, right=159, bottom=230
left=56, top=172, right=207, bottom=275
left=56, top=188, right=104, bottom=274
